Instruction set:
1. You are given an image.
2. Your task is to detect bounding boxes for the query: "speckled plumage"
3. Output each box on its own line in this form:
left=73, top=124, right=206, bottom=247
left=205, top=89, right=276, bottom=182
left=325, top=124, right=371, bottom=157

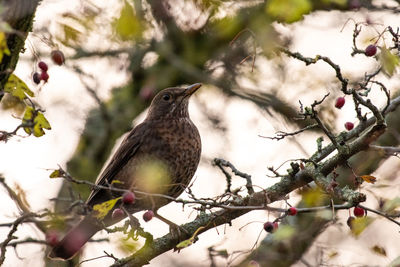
left=49, top=84, right=202, bottom=260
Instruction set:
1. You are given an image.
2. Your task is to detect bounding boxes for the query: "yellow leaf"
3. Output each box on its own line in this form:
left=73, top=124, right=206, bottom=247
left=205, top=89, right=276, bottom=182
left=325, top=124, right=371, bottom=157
left=0, top=31, right=10, bottom=63
left=302, top=188, right=327, bottom=207
left=93, top=197, right=121, bottom=219
left=266, top=0, right=312, bottom=23
left=113, top=0, right=143, bottom=41
left=359, top=175, right=377, bottom=184
left=49, top=169, right=64, bottom=178
left=4, top=74, right=34, bottom=100
left=380, top=46, right=399, bottom=77
left=111, top=180, right=124, bottom=185
left=371, top=245, right=387, bottom=256
left=350, top=217, right=374, bottom=237
left=22, top=106, right=51, bottom=137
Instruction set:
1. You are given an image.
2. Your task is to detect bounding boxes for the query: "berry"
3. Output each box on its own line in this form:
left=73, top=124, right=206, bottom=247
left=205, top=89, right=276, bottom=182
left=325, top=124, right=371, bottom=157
left=365, top=45, right=377, bottom=57
left=46, top=230, right=59, bottom=246
left=40, top=71, right=49, bottom=82
left=273, top=222, right=279, bottom=230
left=143, top=210, right=154, bottom=222
left=347, top=216, right=355, bottom=229
left=287, top=207, right=297, bottom=216
left=353, top=206, right=365, bottom=217
left=32, top=72, right=41, bottom=84
left=122, top=191, right=135, bottom=204
left=263, top=222, right=274, bottom=232
left=112, top=208, right=125, bottom=220
left=38, top=61, right=48, bottom=72
left=51, top=50, right=65, bottom=65
left=335, top=97, right=345, bottom=109
left=345, top=122, right=354, bottom=131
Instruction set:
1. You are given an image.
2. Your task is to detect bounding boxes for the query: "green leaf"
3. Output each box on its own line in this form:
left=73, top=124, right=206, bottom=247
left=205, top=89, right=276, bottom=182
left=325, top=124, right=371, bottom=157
left=380, top=46, right=399, bottom=77
left=176, top=226, right=204, bottom=250
left=176, top=238, right=194, bottom=249
left=266, top=0, right=312, bottom=23
left=4, top=74, right=34, bottom=100
left=0, top=31, right=10, bottom=63
left=389, top=256, right=400, bottom=267
left=93, top=197, right=121, bottom=219
left=22, top=106, right=52, bottom=137
left=272, top=225, right=295, bottom=241
left=113, top=0, right=143, bottom=41
left=383, top=197, right=400, bottom=213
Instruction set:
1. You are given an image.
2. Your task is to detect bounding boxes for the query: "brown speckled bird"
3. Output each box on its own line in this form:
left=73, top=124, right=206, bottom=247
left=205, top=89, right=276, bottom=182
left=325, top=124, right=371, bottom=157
left=49, top=83, right=202, bottom=260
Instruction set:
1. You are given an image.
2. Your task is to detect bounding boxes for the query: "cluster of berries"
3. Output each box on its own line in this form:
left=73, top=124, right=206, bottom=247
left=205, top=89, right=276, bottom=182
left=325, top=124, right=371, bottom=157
left=32, top=50, right=65, bottom=84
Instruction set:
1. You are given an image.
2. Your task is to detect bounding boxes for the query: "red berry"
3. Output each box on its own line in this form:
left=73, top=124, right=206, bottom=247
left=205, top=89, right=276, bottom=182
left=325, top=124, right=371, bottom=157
left=112, top=208, right=125, bottom=220
left=287, top=207, right=297, bottom=216
left=335, top=97, right=345, bottom=109
left=38, top=61, right=48, bottom=71
left=353, top=206, right=365, bottom=217
left=51, top=50, right=65, bottom=65
left=345, top=122, right=354, bottom=131
left=40, top=71, right=49, bottom=82
left=32, top=72, right=41, bottom=84
left=46, top=230, right=59, bottom=246
left=347, top=216, right=355, bottom=229
left=143, top=210, right=154, bottom=222
left=365, top=45, right=377, bottom=57
left=122, top=191, right=135, bottom=204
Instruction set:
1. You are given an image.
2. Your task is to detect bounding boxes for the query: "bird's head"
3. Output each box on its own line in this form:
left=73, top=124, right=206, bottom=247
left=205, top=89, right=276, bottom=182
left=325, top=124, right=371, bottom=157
left=146, top=83, right=201, bottom=120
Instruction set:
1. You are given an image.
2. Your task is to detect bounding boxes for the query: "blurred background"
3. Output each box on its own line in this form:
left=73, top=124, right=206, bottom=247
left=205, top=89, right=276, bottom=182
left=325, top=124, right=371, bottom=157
left=0, top=0, right=400, bottom=266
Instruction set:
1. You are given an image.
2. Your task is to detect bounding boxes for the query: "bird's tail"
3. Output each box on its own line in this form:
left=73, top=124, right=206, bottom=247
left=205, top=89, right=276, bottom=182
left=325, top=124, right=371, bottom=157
left=48, top=216, right=101, bottom=260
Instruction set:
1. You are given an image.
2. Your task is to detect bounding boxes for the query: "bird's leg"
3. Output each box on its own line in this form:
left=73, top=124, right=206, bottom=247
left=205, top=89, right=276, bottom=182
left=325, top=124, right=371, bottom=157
left=153, top=211, right=188, bottom=240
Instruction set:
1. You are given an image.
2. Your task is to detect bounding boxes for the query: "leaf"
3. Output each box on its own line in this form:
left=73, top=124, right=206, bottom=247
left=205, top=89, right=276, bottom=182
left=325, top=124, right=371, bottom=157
left=176, top=238, right=194, bottom=249
left=0, top=31, right=10, bottom=63
left=4, top=74, right=34, bottom=100
left=383, top=197, right=400, bottom=213
left=302, top=188, right=327, bottom=207
left=59, top=23, right=82, bottom=46
left=350, top=217, right=374, bottom=237
left=93, top=197, right=121, bottom=219
left=388, top=256, right=400, bottom=267
left=22, top=106, right=52, bottom=137
left=111, top=179, right=124, bottom=185
left=380, top=46, right=399, bottom=77
left=266, top=0, right=312, bottom=23
left=49, top=169, right=65, bottom=178
left=113, top=0, right=143, bottom=41
left=359, top=175, right=377, bottom=184
left=371, top=245, right=387, bottom=256
left=176, top=226, right=205, bottom=250
left=272, top=225, right=295, bottom=241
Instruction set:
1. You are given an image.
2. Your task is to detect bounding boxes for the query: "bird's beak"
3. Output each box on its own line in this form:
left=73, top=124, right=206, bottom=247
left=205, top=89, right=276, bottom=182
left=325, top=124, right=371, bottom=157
left=185, top=83, right=202, bottom=96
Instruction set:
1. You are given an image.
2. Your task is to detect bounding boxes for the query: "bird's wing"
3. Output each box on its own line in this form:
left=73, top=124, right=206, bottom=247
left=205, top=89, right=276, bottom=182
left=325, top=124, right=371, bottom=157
left=86, top=122, right=148, bottom=206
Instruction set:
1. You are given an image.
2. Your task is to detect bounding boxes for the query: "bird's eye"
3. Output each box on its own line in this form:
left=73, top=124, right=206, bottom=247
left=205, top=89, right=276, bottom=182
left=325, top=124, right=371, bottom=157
left=162, top=94, right=171, bottom=101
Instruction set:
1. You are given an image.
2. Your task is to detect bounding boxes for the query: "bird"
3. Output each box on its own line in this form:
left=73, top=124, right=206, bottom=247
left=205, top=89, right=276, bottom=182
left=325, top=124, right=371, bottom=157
left=49, top=83, right=202, bottom=260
